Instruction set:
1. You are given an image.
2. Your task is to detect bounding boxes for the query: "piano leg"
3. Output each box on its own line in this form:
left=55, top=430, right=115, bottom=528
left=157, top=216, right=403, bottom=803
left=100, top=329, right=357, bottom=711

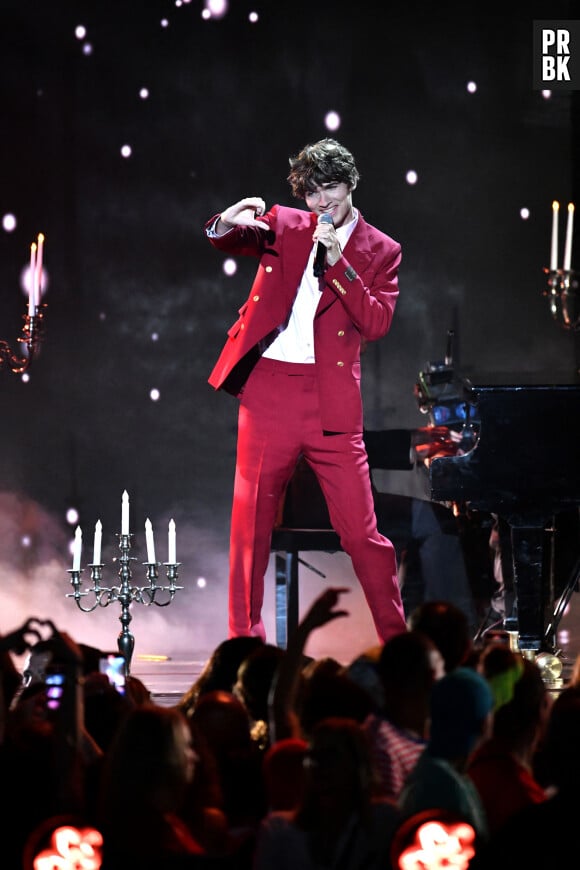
left=509, top=522, right=555, bottom=652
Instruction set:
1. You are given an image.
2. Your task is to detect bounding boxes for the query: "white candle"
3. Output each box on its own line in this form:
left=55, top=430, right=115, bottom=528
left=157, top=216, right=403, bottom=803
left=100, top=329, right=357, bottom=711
left=145, top=518, right=156, bottom=563
left=72, top=526, right=82, bottom=571
left=168, top=519, right=176, bottom=563
left=28, top=242, right=37, bottom=316
left=121, top=490, right=130, bottom=535
left=563, top=202, right=575, bottom=272
left=93, top=519, right=102, bottom=564
left=550, top=200, right=559, bottom=271
left=35, top=233, right=44, bottom=307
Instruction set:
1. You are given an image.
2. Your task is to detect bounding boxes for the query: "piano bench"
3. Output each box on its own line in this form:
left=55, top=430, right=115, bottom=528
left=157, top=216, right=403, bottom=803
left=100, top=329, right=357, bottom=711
left=270, top=527, right=342, bottom=648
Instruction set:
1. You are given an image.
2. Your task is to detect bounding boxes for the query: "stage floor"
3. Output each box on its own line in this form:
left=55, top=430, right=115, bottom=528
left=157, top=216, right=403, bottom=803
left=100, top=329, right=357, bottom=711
left=132, top=586, right=580, bottom=707
left=130, top=655, right=207, bottom=706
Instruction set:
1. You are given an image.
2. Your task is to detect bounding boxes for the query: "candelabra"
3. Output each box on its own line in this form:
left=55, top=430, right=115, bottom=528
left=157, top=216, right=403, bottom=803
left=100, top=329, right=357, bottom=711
left=0, top=306, right=45, bottom=373
left=543, top=268, right=579, bottom=330
left=66, top=532, right=182, bottom=673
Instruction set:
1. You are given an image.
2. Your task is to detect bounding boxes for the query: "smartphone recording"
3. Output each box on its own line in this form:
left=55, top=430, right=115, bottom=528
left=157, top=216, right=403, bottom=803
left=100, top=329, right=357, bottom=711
left=45, top=671, right=65, bottom=710
left=99, top=653, right=126, bottom=695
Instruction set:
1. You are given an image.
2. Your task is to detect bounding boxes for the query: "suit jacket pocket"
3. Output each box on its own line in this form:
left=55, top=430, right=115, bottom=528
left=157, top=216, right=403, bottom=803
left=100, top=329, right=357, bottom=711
left=227, top=302, right=249, bottom=338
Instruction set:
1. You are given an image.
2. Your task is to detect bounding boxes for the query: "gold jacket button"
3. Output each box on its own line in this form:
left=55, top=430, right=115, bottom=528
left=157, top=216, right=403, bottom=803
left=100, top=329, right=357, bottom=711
left=253, top=295, right=260, bottom=302
left=337, top=330, right=344, bottom=337
left=265, top=266, right=273, bottom=273
left=337, top=361, right=344, bottom=367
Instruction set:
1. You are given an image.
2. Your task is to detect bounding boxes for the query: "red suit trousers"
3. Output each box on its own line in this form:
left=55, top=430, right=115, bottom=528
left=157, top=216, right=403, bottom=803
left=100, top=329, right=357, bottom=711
left=228, top=357, right=407, bottom=643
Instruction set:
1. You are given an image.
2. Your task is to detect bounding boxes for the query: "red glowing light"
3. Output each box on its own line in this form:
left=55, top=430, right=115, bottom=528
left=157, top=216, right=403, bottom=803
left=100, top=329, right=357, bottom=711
left=33, top=825, right=103, bottom=870
left=398, top=820, right=476, bottom=870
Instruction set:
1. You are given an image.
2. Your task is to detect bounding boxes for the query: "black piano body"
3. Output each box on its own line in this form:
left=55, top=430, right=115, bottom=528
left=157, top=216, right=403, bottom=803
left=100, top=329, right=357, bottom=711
left=425, top=373, right=580, bottom=652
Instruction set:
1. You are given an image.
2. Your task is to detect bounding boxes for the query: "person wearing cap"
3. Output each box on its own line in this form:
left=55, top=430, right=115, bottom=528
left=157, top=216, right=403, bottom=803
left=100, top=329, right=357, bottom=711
left=398, top=666, right=494, bottom=843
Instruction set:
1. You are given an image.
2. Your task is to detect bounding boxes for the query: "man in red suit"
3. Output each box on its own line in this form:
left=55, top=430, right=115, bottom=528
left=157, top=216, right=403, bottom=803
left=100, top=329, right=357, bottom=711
left=206, top=138, right=407, bottom=643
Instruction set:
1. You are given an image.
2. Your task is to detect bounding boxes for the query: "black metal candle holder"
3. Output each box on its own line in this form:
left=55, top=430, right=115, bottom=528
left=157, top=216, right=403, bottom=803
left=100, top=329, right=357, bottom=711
left=66, top=532, right=182, bottom=673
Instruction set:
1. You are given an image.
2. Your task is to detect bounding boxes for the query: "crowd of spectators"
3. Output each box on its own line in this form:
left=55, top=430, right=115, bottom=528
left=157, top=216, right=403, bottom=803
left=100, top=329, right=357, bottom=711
left=1, top=592, right=575, bottom=869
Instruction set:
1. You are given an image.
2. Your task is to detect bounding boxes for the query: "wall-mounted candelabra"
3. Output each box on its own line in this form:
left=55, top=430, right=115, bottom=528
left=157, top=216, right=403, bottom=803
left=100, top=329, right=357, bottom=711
left=543, top=268, right=579, bottom=330
left=1, top=233, right=46, bottom=373
left=66, top=491, right=182, bottom=673
left=543, top=201, right=578, bottom=329
left=0, top=308, right=45, bottom=373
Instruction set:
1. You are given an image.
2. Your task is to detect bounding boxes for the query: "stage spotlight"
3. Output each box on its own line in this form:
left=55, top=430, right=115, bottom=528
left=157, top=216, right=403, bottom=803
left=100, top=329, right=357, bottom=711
left=66, top=507, right=80, bottom=526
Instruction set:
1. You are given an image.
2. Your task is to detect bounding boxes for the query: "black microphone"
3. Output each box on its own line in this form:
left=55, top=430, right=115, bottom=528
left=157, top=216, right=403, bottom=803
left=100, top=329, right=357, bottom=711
left=313, top=213, right=333, bottom=277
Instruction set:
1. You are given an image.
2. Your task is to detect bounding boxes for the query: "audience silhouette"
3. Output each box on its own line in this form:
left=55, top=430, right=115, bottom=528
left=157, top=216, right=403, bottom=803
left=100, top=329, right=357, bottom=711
left=188, top=687, right=267, bottom=862
left=254, top=716, right=401, bottom=870
left=407, top=599, right=474, bottom=672
left=363, top=628, right=444, bottom=800
left=468, top=683, right=580, bottom=869
left=178, top=636, right=264, bottom=719
left=398, top=666, right=494, bottom=845
left=96, top=701, right=227, bottom=869
left=3, top=596, right=580, bottom=870
left=466, top=643, right=550, bottom=834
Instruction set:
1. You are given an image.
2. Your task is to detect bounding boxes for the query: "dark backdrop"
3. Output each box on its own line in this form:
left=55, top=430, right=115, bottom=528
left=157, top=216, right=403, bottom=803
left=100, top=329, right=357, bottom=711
left=0, top=1, right=577, bottom=662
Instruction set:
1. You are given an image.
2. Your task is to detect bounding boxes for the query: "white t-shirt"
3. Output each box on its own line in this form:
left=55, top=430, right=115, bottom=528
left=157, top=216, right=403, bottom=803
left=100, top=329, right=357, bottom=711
left=263, top=210, right=358, bottom=363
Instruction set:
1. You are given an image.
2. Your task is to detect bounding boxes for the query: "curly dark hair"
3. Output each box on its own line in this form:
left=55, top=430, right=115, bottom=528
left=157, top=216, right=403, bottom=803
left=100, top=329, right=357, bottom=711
left=287, top=138, right=360, bottom=199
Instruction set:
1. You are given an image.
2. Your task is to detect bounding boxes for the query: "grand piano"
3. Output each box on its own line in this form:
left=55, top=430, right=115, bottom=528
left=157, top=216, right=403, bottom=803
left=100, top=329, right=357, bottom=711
left=418, top=367, right=580, bottom=653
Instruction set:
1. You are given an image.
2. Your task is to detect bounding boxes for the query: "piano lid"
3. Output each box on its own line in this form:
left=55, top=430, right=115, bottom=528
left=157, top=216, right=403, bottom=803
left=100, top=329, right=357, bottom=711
left=426, top=371, right=580, bottom=523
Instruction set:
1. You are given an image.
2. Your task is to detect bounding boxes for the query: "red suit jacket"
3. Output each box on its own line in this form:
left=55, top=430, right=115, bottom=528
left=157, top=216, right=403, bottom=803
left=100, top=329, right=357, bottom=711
left=206, top=205, right=401, bottom=433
